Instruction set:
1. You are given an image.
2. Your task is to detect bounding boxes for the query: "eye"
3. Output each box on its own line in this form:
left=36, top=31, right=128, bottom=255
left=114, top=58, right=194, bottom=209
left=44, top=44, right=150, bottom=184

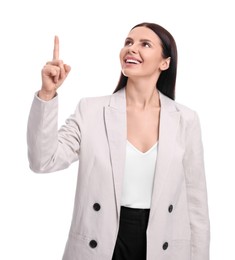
left=142, top=41, right=151, bottom=48
left=124, top=40, right=132, bottom=46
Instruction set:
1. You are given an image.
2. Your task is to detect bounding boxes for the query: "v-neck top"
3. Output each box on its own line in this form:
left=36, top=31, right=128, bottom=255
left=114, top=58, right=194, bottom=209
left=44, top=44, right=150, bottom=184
left=121, top=140, right=158, bottom=209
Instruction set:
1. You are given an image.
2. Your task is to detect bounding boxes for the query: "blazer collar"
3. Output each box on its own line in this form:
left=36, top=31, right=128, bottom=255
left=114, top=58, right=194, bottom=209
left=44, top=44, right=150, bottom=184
left=109, top=87, right=179, bottom=113
left=108, top=87, right=126, bottom=111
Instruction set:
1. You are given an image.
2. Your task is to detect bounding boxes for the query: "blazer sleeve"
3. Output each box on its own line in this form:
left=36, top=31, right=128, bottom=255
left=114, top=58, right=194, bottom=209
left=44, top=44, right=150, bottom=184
left=27, top=93, right=85, bottom=173
left=183, top=112, right=210, bottom=260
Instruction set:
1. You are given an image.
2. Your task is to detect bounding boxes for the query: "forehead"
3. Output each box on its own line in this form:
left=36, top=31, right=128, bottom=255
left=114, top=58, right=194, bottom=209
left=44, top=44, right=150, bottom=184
left=127, top=26, right=161, bottom=44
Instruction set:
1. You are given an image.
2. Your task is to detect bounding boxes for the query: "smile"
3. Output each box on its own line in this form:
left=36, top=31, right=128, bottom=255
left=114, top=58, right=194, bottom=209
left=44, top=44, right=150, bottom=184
left=124, top=57, right=142, bottom=64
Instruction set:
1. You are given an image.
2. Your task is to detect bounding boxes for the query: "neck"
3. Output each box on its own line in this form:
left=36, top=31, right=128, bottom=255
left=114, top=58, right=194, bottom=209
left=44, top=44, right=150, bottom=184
left=125, top=80, right=160, bottom=109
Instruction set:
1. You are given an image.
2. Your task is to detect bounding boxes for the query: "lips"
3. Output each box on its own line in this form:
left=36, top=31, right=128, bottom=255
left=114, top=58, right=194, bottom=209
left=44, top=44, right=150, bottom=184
left=124, top=56, right=142, bottom=64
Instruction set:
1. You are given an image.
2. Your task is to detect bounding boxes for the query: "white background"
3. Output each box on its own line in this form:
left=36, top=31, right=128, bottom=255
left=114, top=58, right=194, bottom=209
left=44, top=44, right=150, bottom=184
left=0, top=0, right=234, bottom=259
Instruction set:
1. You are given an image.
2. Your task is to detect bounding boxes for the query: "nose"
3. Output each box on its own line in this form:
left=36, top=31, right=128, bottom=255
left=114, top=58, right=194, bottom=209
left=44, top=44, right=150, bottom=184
left=127, top=43, right=138, bottom=54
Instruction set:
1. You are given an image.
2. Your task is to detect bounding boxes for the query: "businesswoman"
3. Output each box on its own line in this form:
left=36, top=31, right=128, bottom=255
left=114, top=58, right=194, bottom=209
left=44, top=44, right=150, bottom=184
left=27, top=22, right=210, bottom=260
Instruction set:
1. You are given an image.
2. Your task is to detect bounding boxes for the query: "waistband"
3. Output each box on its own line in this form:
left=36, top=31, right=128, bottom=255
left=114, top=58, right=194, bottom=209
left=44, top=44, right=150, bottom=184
left=120, top=206, right=150, bottom=221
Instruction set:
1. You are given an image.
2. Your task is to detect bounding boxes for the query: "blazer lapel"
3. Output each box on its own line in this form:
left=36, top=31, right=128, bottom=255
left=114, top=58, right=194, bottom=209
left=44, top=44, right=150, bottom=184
left=104, top=88, right=127, bottom=218
left=149, top=93, right=180, bottom=220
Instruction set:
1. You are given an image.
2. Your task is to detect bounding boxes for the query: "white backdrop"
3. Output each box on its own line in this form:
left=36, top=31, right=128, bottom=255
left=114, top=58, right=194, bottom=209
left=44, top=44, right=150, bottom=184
left=0, top=0, right=234, bottom=259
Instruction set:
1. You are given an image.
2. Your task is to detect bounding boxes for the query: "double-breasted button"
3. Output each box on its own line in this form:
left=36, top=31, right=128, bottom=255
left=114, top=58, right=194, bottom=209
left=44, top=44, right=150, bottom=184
left=89, top=240, right=97, bottom=248
left=93, top=203, right=101, bottom=211
left=168, top=204, right=173, bottom=213
left=162, top=242, right=168, bottom=250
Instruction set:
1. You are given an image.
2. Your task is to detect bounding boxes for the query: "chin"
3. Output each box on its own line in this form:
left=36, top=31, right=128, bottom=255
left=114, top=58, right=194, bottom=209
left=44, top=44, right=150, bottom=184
left=121, top=68, right=137, bottom=78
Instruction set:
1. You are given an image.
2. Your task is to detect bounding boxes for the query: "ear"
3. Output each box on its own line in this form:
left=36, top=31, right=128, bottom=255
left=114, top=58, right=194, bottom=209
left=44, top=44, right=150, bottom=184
left=160, top=57, right=171, bottom=71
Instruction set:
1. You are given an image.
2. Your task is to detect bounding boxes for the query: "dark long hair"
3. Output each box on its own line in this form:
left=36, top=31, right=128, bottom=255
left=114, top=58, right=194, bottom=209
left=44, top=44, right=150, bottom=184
left=113, top=22, right=178, bottom=100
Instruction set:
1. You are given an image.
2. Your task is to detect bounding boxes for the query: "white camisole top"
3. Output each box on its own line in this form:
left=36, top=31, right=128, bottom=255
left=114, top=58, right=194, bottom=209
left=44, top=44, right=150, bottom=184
left=121, top=140, right=158, bottom=209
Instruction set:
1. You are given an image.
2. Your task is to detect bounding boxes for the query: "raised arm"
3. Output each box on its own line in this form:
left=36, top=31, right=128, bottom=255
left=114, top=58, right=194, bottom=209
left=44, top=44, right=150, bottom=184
left=27, top=36, right=84, bottom=173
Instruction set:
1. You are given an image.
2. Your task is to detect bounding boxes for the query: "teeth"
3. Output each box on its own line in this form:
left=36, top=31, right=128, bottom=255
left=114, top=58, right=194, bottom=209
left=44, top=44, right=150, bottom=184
left=126, top=59, right=140, bottom=64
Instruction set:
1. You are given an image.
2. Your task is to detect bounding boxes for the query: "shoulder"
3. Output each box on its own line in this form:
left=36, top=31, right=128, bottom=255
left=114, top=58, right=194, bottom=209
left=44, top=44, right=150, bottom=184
left=74, top=93, right=113, bottom=117
left=175, top=100, right=197, bottom=121
left=78, top=93, right=112, bottom=107
left=160, top=92, right=199, bottom=124
left=77, top=88, right=125, bottom=111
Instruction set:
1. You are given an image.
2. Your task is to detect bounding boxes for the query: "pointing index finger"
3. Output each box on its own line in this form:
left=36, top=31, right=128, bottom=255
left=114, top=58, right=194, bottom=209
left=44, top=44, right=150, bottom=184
left=53, top=35, right=59, bottom=60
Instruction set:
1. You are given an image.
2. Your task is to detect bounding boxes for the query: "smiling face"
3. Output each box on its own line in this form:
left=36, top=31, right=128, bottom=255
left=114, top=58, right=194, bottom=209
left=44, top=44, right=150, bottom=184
left=120, top=26, right=170, bottom=81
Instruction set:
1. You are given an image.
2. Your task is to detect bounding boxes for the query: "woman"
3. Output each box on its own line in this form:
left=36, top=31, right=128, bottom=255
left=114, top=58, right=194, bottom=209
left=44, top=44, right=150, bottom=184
left=27, top=22, right=210, bottom=260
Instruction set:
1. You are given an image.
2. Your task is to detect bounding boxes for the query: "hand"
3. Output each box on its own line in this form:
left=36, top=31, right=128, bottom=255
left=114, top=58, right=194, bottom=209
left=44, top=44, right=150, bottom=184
left=39, top=36, right=71, bottom=100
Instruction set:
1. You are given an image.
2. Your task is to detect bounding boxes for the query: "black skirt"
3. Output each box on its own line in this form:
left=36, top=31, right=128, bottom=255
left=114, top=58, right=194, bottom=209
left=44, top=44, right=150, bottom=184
left=112, top=206, right=150, bottom=260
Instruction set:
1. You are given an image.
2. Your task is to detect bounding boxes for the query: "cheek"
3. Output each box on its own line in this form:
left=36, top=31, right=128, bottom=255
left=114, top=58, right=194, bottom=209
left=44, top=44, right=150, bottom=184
left=147, top=54, right=162, bottom=68
left=119, top=48, right=126, bottom=60
left=119, top=49, right=125, bottom=65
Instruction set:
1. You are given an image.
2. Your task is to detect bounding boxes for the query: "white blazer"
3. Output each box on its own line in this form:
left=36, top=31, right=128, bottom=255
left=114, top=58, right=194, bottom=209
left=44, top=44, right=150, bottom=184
left=27, top=87, right=210, bottom=260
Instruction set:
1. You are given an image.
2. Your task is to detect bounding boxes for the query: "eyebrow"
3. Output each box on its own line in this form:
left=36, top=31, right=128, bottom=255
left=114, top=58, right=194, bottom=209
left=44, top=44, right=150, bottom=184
left=125, top=37, right=153, bottom=44
left=140, top=39, right=153, bottom=43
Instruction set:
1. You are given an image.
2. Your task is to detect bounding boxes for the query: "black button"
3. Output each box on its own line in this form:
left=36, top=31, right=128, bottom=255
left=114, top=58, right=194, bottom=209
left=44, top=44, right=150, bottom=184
left=89, top=240, right=97, bottom=248
left=93, top=203, right=101, bottom=211
left=162, top=242, right=168, bottom=250
left=168, top=204, right=173, bottom=213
